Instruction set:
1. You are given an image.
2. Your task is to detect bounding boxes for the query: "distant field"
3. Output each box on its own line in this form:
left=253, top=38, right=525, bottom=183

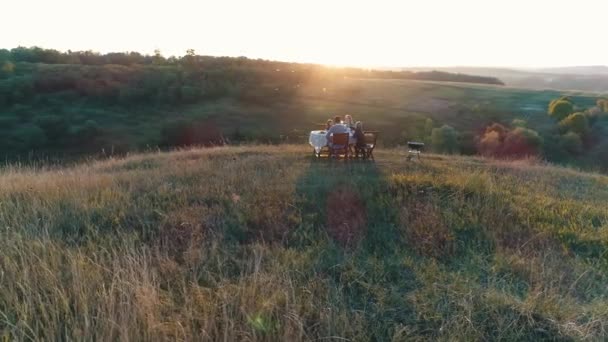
left=201, top=77, right=600, bottom=144
left=1, top=145, right=607, bottom=340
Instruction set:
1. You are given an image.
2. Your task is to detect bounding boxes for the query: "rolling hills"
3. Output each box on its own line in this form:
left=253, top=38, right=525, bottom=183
left=1, top=48, right=605, bottom=163
left=1, top=145, right=607, bottom=340
left=405, top=66, right=608, bottom=93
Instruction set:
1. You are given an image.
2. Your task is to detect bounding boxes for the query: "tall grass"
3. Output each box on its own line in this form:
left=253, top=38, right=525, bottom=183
left=0, top=145, right=607, bottom=340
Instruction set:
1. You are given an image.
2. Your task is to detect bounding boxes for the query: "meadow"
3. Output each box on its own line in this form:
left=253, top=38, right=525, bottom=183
left=1, top=145, right=607, bottom=340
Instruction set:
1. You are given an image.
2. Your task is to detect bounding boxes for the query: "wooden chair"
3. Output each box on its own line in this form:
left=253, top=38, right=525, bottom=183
left=362, top=131, right=378, bottom=160
left=329, top=133, right=350, bottom=159
left=314, top=145, right=330, bottom=158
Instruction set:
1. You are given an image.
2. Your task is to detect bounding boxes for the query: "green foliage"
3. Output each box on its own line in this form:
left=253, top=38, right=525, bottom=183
left=0, top=47, right=606, bottom=172
left=1, top=61, right=15, bottom=75
left=11, top=124, right=47, bottom=150
left=548, top=97, right=574, bottom=121
left=507, top=127, right=542, bottom=151
left=560, top=112, right=590, bottom=136
left=424, top=118, right=434, bottom=137
left=431, top=125, right=459, bottom=154
left=477, top=124, right=542, bottom=158
left=511, top=118, right=527, bottom=127
left=598, top=98, right=608, bottom=113
left=559, top=132, right=583, bottom=154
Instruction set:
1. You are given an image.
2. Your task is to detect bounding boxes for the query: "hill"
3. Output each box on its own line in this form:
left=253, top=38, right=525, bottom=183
left=404, top=66, right=608, bottom=93
left=1, top=145, right=607, bottom=340
left=534, top=66, right=608, bottom=75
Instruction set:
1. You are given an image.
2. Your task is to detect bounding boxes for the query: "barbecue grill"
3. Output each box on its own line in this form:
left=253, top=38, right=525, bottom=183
left=407, top=141, right=424, bottom=161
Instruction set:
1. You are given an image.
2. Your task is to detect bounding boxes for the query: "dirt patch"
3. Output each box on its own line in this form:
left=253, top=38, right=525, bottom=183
left=326, top=187, right=367, bottom=247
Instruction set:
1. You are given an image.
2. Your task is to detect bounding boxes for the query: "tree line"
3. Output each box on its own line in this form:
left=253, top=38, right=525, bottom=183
left=427, top=96, right=608, bottom=171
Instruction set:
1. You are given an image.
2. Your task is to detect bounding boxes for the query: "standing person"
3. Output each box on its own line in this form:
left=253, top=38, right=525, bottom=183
left=325, top=119, right=333, bottom=130
left=326, top=115, right=349, bottom=145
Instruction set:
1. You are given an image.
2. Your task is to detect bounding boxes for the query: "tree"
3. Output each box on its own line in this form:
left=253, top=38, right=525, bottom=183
left=512, top=118, right=527, bottom=127
left=560, top=112, right=589, bottom=136
left=478, top=130, right=502, bottom=156
left=548, top=97, right=574, bottom=121
left=559, top=132, right=583, bottom=154
left=153, top=49, right=164, bottom=65
left=424, top=118, right=434, bottom=136
left=477, top=123, right=542, bottom=158
left=12, top=124, right=47, bottom=151
left=431, top=125, right=458, bottom=154
left=501, top=127, right=542, bottom=157
left=598, top=99, right=608, bottom=113
left=1, top=61, right=15, bottom=75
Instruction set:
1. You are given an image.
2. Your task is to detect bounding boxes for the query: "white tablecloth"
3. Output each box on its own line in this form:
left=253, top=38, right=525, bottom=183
left=309, top=129, right=357, bottom=153
left=309, top=130, right=328, bottom=153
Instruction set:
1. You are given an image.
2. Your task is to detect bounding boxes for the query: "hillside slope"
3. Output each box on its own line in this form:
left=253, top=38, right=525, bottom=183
left=1, top=145, right=607, bottom=340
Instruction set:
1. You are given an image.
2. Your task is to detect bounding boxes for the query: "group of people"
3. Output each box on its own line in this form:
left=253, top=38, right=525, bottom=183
left=325, top=114, right=365, bottom=151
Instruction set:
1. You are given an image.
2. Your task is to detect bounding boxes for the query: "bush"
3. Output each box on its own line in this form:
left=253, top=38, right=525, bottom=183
left=502, top=127, right=542, bottom=157
left=597, top=99, right=608, bottom=113
left=11, top=124, right=47, bottom=151
left=161, top=120, right=225, bottom=147
left=431, top=125, right=459, bottom=154
left=35, top=115, right=70, bottom=143
left=559, top=132, right=583, bottom=154
left=512, top=118, right=527, bottom=127
left=548, top=97, right=574, bottom=121
left=559, top=112, right=589, bottom=136
left=477, top=124, right=542, bottom=158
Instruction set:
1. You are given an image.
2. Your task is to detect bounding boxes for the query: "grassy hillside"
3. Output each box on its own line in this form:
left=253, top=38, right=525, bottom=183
left=1, top=145, right=607, bottom=340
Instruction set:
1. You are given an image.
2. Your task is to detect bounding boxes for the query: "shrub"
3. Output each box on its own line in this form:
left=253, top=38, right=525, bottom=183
left=11, top=124, right=48, bottom=150
left=502, top=127, right=542, bottom=157
left=431, top=125, right=459, bottom=154
left=548, top=97, right=574, bottom=121
left=160, top=120, right=225, bottom=147
left=512, top=118, right=527, bottom=127
left=559, top=132, right=583, bottom=154
left=1, top=61, right=15, bottom=75
left=597, top=99, right=608, bottom=113
left=478, top=124, right=542, bottom=158
left=35, top=115, right=70, bottom=142
left=559, top=112, right=590, bottom=136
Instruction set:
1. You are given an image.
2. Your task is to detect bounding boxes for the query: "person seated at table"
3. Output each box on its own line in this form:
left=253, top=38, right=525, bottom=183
left=325, top=119, right=333, bottom=130
left=354, top=121, right=366, bottom=156
left=326, top=115, right=349, bottom=145
left=344, top=115, right=355, bottom=130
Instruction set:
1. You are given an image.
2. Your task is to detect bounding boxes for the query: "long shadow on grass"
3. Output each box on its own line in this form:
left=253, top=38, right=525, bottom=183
left=292, top=158, right=418, bottom=339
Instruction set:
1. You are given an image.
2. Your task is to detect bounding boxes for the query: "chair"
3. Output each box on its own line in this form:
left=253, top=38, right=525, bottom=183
left=362, top=131, right=378, bottom=160
left=329, top=133, right=350, bottom=159
left=314, top=145, right=330, bottom=158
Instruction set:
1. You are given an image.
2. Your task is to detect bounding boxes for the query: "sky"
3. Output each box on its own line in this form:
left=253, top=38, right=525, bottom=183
left=2, top=0, right=607, bottom=68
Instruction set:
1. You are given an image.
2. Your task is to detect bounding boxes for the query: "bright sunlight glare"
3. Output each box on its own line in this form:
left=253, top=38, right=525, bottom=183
left=2, top=0, right=607, bottom=68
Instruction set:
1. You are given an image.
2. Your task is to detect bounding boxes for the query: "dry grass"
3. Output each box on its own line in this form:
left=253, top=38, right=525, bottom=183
left=1, top=145, right=607, bottom=341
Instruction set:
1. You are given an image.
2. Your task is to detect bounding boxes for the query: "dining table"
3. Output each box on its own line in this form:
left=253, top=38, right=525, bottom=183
left=309, top=129, right=357, bottom=154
